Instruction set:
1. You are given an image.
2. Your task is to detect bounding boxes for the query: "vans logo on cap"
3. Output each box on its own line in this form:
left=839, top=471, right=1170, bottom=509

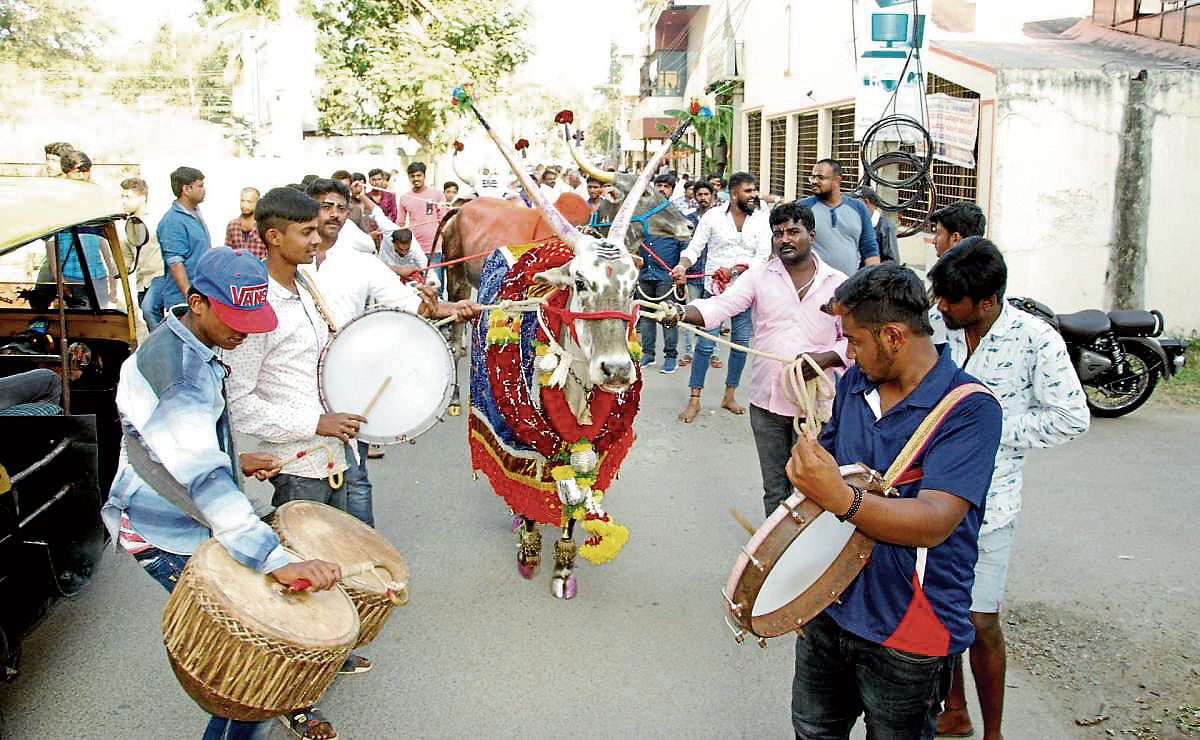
left=230, top=283, right=268, bottom=308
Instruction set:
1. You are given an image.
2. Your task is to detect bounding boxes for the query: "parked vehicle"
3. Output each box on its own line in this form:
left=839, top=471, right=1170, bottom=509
left=0, top=176, right=147, bottom=680
left=1008, top=296, right=1187, bottom=418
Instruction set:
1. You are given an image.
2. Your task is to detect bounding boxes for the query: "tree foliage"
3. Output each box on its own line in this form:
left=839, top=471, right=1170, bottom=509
left=200, top=0, right=278, bottom=20
left=0, top=0, right=107, bottom=69
left=307, top=0, right=531, bottom=149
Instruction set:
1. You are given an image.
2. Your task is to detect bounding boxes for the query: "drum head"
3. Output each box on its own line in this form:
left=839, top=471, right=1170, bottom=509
left=187, top=538, right=360, bottom=649
left=273, top=501, right=409, bottom=596
left=318, top=308, right=454, bottom=445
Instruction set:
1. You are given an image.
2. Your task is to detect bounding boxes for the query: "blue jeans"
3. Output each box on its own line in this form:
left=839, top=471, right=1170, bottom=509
left=688, top=306, right=751, bottom=391
left=428, top=252, right=446, bottom=298
left=682, top=282, right=706, bottom=354
left=142, top=277, right=166, bottom=331
left=270, top=472, right=347, bottom=512
left=136, top=549, right=268, bottom=739
left=344, top=441, right=374, bottom=527
left=636, top=278, right=679, bottom=361
left=0, top=369, right=61, bottom=410
left=792, top=613, right=956, bottom=739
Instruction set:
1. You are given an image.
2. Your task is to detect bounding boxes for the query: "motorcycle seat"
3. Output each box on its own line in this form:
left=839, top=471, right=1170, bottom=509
left=1057, top=309, right=1111, bottom=341
left=1107, top=309, right=1160, bottom=337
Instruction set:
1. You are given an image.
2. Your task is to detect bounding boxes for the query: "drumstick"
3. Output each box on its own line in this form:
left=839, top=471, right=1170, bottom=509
left=286, top=560, right=396, bottom=593
left=361, top=375, right=392, bottom=419
left=731, top=507, right=757, bottom=535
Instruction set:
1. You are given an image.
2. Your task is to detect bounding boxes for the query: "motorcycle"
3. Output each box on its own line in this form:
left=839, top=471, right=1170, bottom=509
left=1008, top=297, right=1188, bottom=417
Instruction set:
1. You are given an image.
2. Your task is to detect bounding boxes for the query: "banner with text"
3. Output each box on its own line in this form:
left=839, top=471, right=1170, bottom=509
left=926, top=93, right=979, bottom=169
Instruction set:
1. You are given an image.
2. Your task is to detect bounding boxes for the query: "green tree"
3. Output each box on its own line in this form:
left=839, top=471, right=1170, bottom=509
left=0, top=0, right=107, bottom=69
left=307, top=0, right=531, bottom=150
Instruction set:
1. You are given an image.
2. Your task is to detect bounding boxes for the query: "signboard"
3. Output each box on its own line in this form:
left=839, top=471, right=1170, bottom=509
left=926, top=93, right=979, bottom=169
left=854, top=0, right=928, bottom=142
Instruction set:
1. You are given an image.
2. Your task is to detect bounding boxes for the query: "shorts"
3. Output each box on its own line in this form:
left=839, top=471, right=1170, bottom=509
left=970, top=519, right=1017, bottom=613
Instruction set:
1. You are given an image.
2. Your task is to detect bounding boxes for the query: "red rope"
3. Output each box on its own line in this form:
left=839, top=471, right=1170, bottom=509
left=639, top=240, right=712, bottom=280
left=417, top=234, right=562, bottom=273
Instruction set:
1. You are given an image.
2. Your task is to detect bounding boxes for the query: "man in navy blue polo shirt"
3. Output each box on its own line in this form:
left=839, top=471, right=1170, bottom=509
left=150, top=166, right=211, bottom=329
left=785, top=263, right=1002, bottom=738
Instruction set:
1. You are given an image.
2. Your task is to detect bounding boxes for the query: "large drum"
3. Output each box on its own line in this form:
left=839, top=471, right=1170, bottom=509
left=273, top=501, right=409, bottom=647
left=723, top=464, right=892, bottom=642
left=161, top=539, right=360, bottom=721
left=317, top=308, right=454, bottom=445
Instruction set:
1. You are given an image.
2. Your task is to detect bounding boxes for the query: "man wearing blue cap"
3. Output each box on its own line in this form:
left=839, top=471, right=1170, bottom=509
left=103, top=246, right=343, bottom=739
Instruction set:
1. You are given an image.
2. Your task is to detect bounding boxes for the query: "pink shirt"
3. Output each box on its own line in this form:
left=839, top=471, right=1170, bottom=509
left=691, top=254, right=850, bottom=417
left=396, top=189, right=446, bottom=254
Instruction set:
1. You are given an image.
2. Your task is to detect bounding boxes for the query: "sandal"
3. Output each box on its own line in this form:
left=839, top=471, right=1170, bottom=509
left=678, top=354, right=692, bottom=367
left=710, top=356, right=723, bottom=369
left=338, top=652, right=373, bottom=675
left=280, top=706, right=337, bottom=739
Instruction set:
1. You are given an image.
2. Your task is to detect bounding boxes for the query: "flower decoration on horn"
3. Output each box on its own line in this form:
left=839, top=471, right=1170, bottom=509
left=554, top=109, right=574, bottom=125
left=514, top=138, right=530, bottom=158
left=689, top=97, right=701, bottom=116
left=453, top=140, right=465, bottom=153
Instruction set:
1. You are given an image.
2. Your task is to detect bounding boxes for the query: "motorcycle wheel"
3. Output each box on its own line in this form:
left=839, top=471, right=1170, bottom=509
left=1084, top=341, right=1159, bottom=418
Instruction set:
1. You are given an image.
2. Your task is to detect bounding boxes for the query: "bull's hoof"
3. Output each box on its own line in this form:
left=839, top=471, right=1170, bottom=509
left=551, top=574, right=577, bottom=599
left=515, top=525, right=541, bottom=580
left=518, top=561, right=537, bottom=580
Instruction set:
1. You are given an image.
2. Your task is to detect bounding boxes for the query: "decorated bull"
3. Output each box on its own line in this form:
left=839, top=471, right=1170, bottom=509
left=434, top=122, right=694, bottom=415
left=461, top=92, right=691, bottom=598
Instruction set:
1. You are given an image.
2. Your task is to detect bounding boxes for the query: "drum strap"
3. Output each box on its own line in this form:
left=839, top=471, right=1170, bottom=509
left=295, top=269, right=340, bottom=333
left=878, top=382, right=995, bottom=585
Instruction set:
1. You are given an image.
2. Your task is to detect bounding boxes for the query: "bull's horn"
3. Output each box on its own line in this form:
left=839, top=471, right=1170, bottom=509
left=470, top=104, right=580, bottom=249
left=609, top=119, right=691, bottom=246
left=451, top=152, right=476, bottom=189
left=563, top=124, right=616, bottom=184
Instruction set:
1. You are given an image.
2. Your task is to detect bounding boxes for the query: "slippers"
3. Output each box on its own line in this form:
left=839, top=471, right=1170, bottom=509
left=338, top=653, right=372, bottom=675
left=710, top=356, right=723, bottom=369
left=678, top=354, right=692, bottom=367
left=280, top=706, right=337, bottom=739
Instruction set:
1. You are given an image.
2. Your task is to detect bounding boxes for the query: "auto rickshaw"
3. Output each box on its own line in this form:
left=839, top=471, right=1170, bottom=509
left=0, top=176, right=147, bottom=680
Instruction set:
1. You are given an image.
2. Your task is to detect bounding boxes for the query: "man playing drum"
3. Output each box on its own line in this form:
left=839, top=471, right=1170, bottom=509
left=784, top=263, right=1003, bottom=738
left=102, top=247, right=344, bottom=740
left=300, top=178, right=479, bottom=525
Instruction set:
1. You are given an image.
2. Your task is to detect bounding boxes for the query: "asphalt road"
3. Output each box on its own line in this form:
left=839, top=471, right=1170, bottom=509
left=0, top=362, right=1195, bottom=739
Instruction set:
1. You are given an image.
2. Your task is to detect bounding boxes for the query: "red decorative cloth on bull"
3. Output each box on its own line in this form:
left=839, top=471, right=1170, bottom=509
left=469, top=239, right=641, bottom=562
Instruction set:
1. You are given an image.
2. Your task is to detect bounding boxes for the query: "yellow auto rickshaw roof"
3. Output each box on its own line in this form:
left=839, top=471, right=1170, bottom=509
left=0, top=176, right=125, bottom=252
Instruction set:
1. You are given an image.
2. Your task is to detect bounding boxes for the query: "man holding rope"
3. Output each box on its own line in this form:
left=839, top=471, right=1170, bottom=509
left=784, top=263, right=1002, bottom=738
left=636, top=174, right=688, bottom=374
left=669, top=172, right=772, bottom=422
left=661, top=202, right=848, bottom=516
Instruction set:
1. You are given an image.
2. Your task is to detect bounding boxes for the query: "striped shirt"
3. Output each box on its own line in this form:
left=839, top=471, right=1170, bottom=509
left=101, top=310, right=289, bottom=573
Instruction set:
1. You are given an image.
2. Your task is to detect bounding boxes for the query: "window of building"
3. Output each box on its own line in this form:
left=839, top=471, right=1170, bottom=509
left=794, top=111, right=819, bottom=196
left=894, top=74, right=981, bottom=229
left=768, top=117, right=787, bottom=197
left=831, top=105, right=860, bottom=189
left=653, top=50, right=687, bottom=97
left=746, top=111, right=762, bottom=178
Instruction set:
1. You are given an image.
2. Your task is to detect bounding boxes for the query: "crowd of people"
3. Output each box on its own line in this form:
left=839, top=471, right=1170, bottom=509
left=34, top=139, right=1092, bottom=739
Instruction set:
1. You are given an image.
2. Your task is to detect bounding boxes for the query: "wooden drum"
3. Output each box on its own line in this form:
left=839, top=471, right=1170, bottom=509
left=273, top=501, right=409, bottom=648
left=161, top=539, right=360, bottom=721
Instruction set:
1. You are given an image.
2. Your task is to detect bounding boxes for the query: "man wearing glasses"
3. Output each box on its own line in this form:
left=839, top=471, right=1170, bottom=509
left=797, top=159, right=880, bottom=277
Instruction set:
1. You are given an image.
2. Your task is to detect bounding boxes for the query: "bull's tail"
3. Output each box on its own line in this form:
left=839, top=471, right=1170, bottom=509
left=431, top=207, right=459, bottom=257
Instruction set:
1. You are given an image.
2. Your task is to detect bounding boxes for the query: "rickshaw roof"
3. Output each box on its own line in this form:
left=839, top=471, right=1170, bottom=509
left=0, top=177, right=126, bottom=252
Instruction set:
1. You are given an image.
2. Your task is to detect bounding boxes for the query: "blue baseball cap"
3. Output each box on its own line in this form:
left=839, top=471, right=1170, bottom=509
left=191, top=247, right=277, bottom=333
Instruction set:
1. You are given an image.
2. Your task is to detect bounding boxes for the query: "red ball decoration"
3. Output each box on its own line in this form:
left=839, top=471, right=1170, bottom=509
left=554, top=109, right=575, bottom=125
left=453, top=140, right=465, bottom=152
left=515, top=138, right=529, bottom=150
left=688, top=97, right=701, bottom=116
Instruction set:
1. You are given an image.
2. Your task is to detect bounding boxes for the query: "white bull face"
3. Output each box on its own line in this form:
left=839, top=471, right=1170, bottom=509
left=533, top=238, right=639, bottom=391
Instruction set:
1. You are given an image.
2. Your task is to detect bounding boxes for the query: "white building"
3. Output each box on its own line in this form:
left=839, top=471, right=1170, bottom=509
left=633, top=0, right=1200, bottom=335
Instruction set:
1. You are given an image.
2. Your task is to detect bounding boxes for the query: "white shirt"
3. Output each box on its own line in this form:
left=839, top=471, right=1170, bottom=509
left=538, top=183, right=560, bottom=204
left=303, top=241, right=423, bottom=329
left=679, top=202, right=773, bottom=294
left=931, top=303, right=1090, bottom=534
left=224, top=276, right=345, bottom=479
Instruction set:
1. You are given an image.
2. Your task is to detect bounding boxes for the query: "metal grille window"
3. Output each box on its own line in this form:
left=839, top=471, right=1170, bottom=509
left=794, top=112, right=819, bottom=197
left=768, top=117, right=787, bottom=196
left=896, top=74, right=981, bottom=229
left=831, top=106, right=860, bottom=187
left=746, top=111, right=762, bottom=179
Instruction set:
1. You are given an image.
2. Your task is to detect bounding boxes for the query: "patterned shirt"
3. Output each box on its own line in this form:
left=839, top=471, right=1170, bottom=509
left=224, top=218, right=268, bottom=260
left=101, top=310, right=289, bottom=573
left=679, top=202, right=772, bottom=295
left=223, top=276, right=347, bottom=479
left=931, top=303, right=1089, bottom=535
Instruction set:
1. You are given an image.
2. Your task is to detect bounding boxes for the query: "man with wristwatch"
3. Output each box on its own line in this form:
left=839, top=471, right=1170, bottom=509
left=782, top=263, right=1002, bottom=738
